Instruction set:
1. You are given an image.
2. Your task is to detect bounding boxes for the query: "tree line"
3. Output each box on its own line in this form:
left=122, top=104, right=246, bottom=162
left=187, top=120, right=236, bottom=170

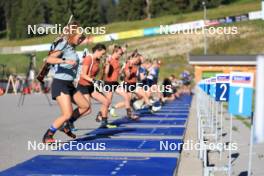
left=0, top=0, right=237, bottom=40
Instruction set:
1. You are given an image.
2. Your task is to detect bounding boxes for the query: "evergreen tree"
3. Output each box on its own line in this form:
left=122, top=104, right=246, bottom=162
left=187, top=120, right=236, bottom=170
left=0, top=2, right=6, bottom=31
left=0, top=0, right=241, bottom=40
left=49, top=0, right=72, bottom=25
left=127, top=0, right=146, bottom=20
left=100, top=0, right=111, bottom=24
left=16, top=0, right=45, bottom=38
left=106, top=0, right=118, bottom=23
left=73, top=0, right=102, bottom=26
left=9, top=0, right=21, bottom=39
left=116, top=0, right=146, bottom=21
left=221, top=0, right=237, bottom=4
left=150, top=0, right=180, bottom=18
left=116, top=0, right=130, bottom=21
left=192, top=0, right=222, bottom=10
left=43, top=0, right=53, bottom=23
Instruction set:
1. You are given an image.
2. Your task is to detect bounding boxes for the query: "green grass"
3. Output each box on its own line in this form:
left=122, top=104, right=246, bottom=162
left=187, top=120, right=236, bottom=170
left=0, top=0, right=260, bottom=47
left=191, top=20, right=264, bottom=55
left=235, top=116, right=251, bottom=128
left=105, top=0, right=259, bottom=33
left=159, top=55, right=191, bottom=79
left=0, top=0, right=261, bottom=79
left=0, top=52, right=47, bottom=76
left=1, top=19, right=264, bottom=77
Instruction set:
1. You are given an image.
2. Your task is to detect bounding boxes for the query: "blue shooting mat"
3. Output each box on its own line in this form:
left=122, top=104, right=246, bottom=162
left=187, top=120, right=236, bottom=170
left=0, top=96, right=192, bottom=176
left=162, top=103, right=190, bottom=105
left=166, top=96, right=192, bottom=105
left=163, top=102, right=190, bottom=106
left=56, top=138, right=183, bottom=153
left=137, top=114, right=188, bottom=118
left=155, top=110, right=189, bottom=113
left=159, top=108, right=189, bottom=111
left=87, top=127, right=185, bottom=136
left=111, top=118, right=186, bottom=126
left=0, top=155, right=177, bottom=176
left=136, top=109, right=189, bottom=114
left=160, top=106, right=190, bottom=109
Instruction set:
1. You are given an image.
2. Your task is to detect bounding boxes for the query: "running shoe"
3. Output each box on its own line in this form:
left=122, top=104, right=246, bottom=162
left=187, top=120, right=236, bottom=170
left=60, top=123, right=76, bottom=139
left=126, top=108, right=140, bottom=120
left=100, top=123, right=118, bottom=129
left=95, top=111, right=103, bottom=122
left=99, top=120, right=118, bottom=129
left=67, top=121, right=77, bottom=131
left=127, top=114, right=139, bottom=120
left=110, top=108, right=119, bottom=117
left=42, top=130, right=56, bottom=144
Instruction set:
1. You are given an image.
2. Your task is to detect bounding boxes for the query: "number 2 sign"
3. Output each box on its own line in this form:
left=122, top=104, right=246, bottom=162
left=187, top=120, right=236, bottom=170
left=215, top=74, right=230, bottom=102
left=228, top=72, right=254, bottom=117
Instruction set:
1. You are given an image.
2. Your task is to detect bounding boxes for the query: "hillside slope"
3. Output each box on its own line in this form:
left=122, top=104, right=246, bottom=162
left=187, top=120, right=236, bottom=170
left=0, top=0, right=260, bottom=47
left=0, top=0, right=262, bottom=79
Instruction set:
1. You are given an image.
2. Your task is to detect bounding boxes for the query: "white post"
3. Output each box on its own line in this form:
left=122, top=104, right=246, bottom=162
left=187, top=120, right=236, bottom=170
left=220, top=102, right=223, bottom=160
left=248, top=115, right=254, bottom=176
left=254, top=56, right=264, bottom=143
left=228, top=114, right=233, bottom=176
left=215, top=101, right=218, bottom=142
left=248, top=55, right=264, bottom=176
left=248, top=55, right=264, bottom=175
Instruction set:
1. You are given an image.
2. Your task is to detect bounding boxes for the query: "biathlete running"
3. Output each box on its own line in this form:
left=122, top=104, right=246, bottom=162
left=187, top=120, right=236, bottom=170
left=103, top=46, right=141, bottom=120
left=66, top=44, right=117, bottom=130
left=42, top=22, right=89, bottom=144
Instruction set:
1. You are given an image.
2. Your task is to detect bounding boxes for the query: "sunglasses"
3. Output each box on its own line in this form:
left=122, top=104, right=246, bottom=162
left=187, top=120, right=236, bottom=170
left=78, top=35, right=86, bottom=43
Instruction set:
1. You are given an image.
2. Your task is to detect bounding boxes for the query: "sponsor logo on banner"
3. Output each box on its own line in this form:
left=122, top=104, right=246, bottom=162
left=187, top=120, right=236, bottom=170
left=162, top=20, right=205, bottom=34
left=206, top=20, right=220, bottom=26
left=232, top=76, right=251, bottom=84
left=217, top=75, right=230, bottom=82
left=249, top=11, right=262, bottom=20
left=230, top=73, right=254, bottom=88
